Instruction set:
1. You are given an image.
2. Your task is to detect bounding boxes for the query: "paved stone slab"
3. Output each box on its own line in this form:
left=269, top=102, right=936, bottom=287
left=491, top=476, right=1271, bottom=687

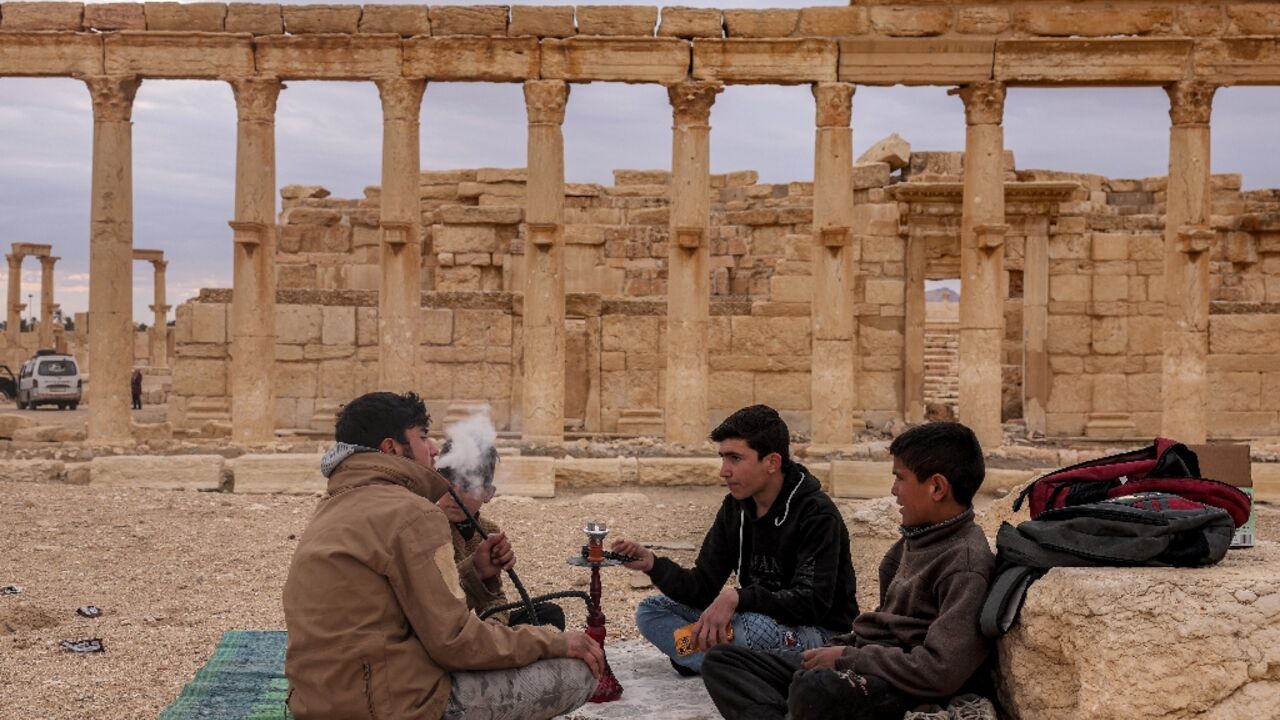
left=557, top=640, right=717, bottom=720
left=495, top=455, right=556, bottom=498
left=231, top=453, right=326, bottom=494
left=830, top=460, right=892, bottom=498
left=90, top=455, right=224, bottom=491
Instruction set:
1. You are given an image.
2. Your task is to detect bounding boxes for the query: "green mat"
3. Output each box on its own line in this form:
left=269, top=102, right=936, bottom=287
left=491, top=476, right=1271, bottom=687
left=159, top=630, right=289, bottom=720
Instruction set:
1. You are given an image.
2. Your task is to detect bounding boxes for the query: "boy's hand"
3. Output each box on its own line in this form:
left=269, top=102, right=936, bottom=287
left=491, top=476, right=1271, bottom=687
left=800, top=646, right=845, bottom=670
left=563, top=631, right=605, bottom=678
left=692, top=587, right=737, bottom=650
left=610, top=538, right=654, bottom=572
left=473, top=532, right=515, bottom=580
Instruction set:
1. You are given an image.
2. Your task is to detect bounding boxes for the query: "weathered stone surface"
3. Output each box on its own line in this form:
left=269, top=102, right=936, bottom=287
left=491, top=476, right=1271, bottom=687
left=555, top=457, right=629, bottom=487
left=1014, top=6, right=1175, bottom=37
left=144, top=2, right=226, bottom=32
left=359, top=4, right=429, bottom=36
left=841, top=496, right=901, bottom=539
left=1228, top=4, right=1280, bottom=34
left=0, top=459, right=66, bottom=484
left=403, top=37, right=539, bottom=81
left=858, top=132, right=910, bottom=170
left=0, top=30, right=104, bottom=76
left=508, top=5, right=574, bottom=38
left=722, top=9, right=798, bottom=38
left=283, top=4, right=360, bottom=34
left=0, top=414, right=37, bottom=440
left=996, top=38, right=1191, bottom=85
left=1, top=2, right=84, bottom=30
left=869, top=6, right=952, bottom=37
left=231, top=453, right=325, bottom=494
left=106, top=31, right=254, bottom=78
left=852, top=162, right=891, bottom=191
left=90, top=455, right=225, bottom=491
left=255, top=35, right=400, bottom=79
left=955, top=6, right=1011, bottom=35
left=225, top=3, right=283, bottom=35
left=11, top=426, right=79, bottom=443
left=494, top=456, right=555, bottom=497
left=999, top=543, right=1280, bottom=719
left=635, top=457, right=721, bottom=486
left=796, top=6, right=868, bottom=37
left=84, top=3, right=146, bottom=31
left=693, top=38, right=837, bottom=84
left=576, top=5, right=658, bottom=37
left=429, top=5, right=507, bottom=36
left=840, top=38, right=993, bottom=85
left=658, top=7, right=722, bottom=38
left=830, top=460, right=892, bottom=498
left=541, top=37, right=689, bottom=83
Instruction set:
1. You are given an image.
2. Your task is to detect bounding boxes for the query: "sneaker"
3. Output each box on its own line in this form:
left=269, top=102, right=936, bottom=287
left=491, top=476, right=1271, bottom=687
left=903, top=705, right=949, bottom=720
left=947, top=694, right=997, bottom=720
left=669, top=657, right=700, bottom=677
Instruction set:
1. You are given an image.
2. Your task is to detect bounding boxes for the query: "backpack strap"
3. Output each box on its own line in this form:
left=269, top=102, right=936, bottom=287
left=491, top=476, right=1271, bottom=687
left=980, top=565, right=1043, bottom=638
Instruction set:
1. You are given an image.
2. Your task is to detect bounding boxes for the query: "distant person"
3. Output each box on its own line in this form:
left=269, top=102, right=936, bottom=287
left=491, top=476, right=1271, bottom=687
left=611, top=404, right=859, bottom=676
left=701, top=422, right=997, bottom=720
left=283, top=391, right=600, bottom=720
left=130, top=368, right=143, bottom=410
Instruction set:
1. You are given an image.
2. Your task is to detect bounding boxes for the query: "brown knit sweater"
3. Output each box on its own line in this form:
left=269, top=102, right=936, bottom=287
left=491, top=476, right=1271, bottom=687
left=449, top=515, right=513, bottom=623
left=832, top=508, right=995, bottom=698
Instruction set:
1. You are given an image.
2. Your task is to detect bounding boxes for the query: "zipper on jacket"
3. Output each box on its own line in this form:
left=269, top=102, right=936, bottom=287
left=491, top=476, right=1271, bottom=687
left=362, top=660, right=380, bottom=720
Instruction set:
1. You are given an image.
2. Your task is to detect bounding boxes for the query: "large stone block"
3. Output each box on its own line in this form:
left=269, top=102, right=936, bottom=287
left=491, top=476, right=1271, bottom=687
left=1014, top=6, right=1174, bottom=37
left=576, top=5, right=658, bottom=37
left=0, top=459, right=66, bottom=484
left=429, top=5, right=507, bottom=36
left=90, top=455, right=224, bottom=491
left=658, top=7, right=722, bottom=38
left=189, top=302, right=227, bottom=344
left=403, top=37, right=539, bottom=81
left=452, top=309, right=512, bottom=347
left=864, top=278, right=905, bottom=305
left=796, top=6, right=867, bottom=37
left=172, top=358, right=228, bottom=397
left=0, top=413, right=37, bottom=440
left=232, top=453, right=326, bottom=494
left=321, top=305, right=356, bottom=346
left=104, top=31, right=255, bottom=79
left=85, top=3, right=146, bottom=30
left=144, top=2, right=226, bottom=31
left=693, top=38, right=837, bottom=84
left=868, top=6, right=952, bottom=37
left=421, top=308, right=454, bottom=345
left=508, top=5, right=574, bottom=38
left=359, top=4, right=430, bottom=36
left=0, top=30, right=103, bottom=76
left=555, top=457, right=629, bottom=487
left=1228, top=4, right=1280, bottom=34
left=730, top=316, right=810, bottom=356
left=1, top=2, right=83, bottom=30
left=996, top=39, right=1191, bottom=85
left=255, top=35, right=401, bottom=80
left=830, top=460, right=892, bottom=499
left=225, top=3, right=282, bottom=34
left=722, top=9, right=798, bottom=38
left=999, top=544, right=1280, bottom=719
left=434, top=224, right=500, bottom=253
left=1211, top=314, right=1280, bottom=355
left=494, top=456, right=555, bottom=497
left=540, top=37, right=689, bottom=83
left=276, top=305, right=323, bottom=345
left=636, top=457, right=721, bottom=486
left=955, top=6, right=1011, bottom=35
left=283, top=4, right=360, bottom=34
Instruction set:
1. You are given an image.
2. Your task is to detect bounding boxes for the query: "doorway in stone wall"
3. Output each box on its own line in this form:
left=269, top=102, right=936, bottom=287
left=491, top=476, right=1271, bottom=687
left=564, top=318, right=590, bottom=431
left=923, top=279, right=961, bottom=421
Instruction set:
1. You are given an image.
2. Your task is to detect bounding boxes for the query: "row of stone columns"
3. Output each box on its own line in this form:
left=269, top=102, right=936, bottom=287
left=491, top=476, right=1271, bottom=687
left=5, top=249, right=59, bottom=350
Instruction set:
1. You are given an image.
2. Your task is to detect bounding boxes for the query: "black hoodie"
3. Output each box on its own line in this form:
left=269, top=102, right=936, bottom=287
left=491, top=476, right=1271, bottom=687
left=647, top=461, right=859, bottom=632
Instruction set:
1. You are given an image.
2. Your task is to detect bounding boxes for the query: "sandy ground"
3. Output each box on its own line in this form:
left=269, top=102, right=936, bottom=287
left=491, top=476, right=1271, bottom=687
left=1, top=479, right=1274, bottom=719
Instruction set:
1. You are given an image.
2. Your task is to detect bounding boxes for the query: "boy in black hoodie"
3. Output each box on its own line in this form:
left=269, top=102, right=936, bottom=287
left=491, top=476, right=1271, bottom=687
left=611, top=405, right=858, bottom=675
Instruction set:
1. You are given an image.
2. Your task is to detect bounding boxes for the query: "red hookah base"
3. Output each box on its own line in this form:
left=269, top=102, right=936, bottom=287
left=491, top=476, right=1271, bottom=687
left=586, top=625, right=623, bottom=702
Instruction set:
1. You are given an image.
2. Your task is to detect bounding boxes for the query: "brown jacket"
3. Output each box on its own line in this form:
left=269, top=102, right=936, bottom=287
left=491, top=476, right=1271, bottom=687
left=450, top=515, right=512, bottom=624
left=283, top=450, right=567, bottom=719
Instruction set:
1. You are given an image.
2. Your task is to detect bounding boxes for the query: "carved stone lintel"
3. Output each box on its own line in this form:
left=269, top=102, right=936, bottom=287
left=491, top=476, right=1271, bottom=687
left=952, top=81, right=1006, bottom=126
left=813, top=82, right=854, bottom=129
left=1167, top=82, right=1216, bottom=126
left=230, top=77, right=282, bottom=124
left=84, top=75, right=141, bottom=123
left=524, top=80, right=569, bottom=126
left=668, top=81, right=722, bottom=127
left=375, top=77, right=426, bottom=123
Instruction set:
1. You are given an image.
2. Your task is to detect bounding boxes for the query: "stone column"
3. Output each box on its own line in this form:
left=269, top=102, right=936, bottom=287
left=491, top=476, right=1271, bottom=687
left=954, top=81, right=1007, bottom=450
left=6, top=254, right=23, bottom=347
left=1161, top=82, right=1216, bottom=443
left=521, top=80, right=569, bottom=442
left=903, top=232, right=927, bottom=423
left=375, top=77, right=426, bottom=394
left=228, top=77, right=281, bottom=442
left=85, top=75, right=140, bottom=442
left=664, top=81, right=721, bottom=444
left=38, top=255, right=58, bottom=349
left=1023, top=233, right=1049, bottom=435
left=148, top=260, right=169, bottom=368
left=810, top=82, right=858, bottom=448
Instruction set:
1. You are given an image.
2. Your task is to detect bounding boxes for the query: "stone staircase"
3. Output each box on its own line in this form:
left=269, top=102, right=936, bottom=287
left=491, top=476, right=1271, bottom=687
left=923, top=321, right=959, bottom=416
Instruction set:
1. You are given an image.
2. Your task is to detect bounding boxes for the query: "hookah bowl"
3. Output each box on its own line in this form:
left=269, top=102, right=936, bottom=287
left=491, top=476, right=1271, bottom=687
left=567, top=520, right=624, bottom=702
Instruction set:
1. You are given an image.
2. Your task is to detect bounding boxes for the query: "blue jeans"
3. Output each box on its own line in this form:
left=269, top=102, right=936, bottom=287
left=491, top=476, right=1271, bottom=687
left=635, top=594, right=837, bottom=673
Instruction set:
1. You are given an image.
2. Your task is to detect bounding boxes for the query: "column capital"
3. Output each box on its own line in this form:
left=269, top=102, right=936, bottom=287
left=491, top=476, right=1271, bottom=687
left=668, top=81, right=722, bottom=127
left=812, top=82, right=855, bottom=129
left=229, top=77, right=282, bottom=124
left=1166, top=81, right=1216, bottom=127
left=952, top=81, right=1006, bottom=126
left=83, top=74, right=141, bottom=122
left=149, top=304, right=172, bottom=314
left=38, top=255, right=59, bottom=268
left=375, top=76, right=426, bottom=123
left=151, top=259, right=168, bottom=272
left=524, top=80, right=569, bottom=126
left=6, top=254, right=21, bottom=269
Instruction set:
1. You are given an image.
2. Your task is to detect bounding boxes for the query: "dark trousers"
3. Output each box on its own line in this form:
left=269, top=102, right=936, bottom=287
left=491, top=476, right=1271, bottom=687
left=702, top=645, right=920, bottom=720
left=508, top=602, right=566, bottom=631
left=131, top=391, right=142, bottom=410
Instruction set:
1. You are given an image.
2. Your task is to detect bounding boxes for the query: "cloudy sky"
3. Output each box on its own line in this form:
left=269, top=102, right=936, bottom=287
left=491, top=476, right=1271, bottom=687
left=1, top=0, right=1278, bottom=323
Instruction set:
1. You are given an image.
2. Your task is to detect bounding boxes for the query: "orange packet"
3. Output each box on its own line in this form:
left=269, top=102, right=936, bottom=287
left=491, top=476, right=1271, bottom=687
left=673, top=621, right=734, bottom=657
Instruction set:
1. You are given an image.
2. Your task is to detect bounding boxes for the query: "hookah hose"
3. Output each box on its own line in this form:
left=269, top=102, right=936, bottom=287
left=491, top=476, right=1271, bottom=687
left=443, top=481, right=585, bottom=626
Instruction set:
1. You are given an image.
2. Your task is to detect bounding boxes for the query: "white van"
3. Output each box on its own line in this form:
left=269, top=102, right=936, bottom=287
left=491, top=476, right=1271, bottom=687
left=17, top=351, right=82, bottom=410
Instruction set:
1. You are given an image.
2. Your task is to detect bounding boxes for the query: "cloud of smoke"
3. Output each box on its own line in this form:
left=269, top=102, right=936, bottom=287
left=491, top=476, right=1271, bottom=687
left=435, top=412, right=499, bottom=494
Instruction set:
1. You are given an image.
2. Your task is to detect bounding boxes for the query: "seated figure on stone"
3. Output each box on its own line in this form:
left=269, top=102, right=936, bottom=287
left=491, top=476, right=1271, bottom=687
left=701, top=421, right=997, bottom=720
left=611, top=404, right=859, bottom=676
left=282, top=391, right=601, bottom=720
left=435, top=425, right=566, bottom=630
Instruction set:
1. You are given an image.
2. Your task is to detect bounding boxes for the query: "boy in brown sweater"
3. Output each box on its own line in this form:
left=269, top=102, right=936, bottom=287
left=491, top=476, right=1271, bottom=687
left=701, top=422, right=996, bottom=720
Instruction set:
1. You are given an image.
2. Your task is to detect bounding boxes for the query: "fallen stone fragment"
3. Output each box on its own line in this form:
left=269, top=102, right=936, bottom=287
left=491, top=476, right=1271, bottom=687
left=59, top=638, right=104, bottom=653
left=75, top=606, right=102, bottom=619
left=1, top=585, right=22, bottom=595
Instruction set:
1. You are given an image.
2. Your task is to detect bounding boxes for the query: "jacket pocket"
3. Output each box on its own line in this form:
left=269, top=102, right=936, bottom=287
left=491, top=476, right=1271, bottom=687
left=361, top=659, right=380, bottom=720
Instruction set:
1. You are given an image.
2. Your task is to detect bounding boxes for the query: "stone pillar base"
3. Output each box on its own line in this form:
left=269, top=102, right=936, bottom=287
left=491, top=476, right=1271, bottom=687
left=1084, top=412, right=1136, bottom=440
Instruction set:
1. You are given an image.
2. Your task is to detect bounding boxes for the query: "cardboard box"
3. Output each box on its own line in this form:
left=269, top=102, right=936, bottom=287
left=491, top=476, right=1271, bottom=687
left=1189, top=443, right=1254, bottom=548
